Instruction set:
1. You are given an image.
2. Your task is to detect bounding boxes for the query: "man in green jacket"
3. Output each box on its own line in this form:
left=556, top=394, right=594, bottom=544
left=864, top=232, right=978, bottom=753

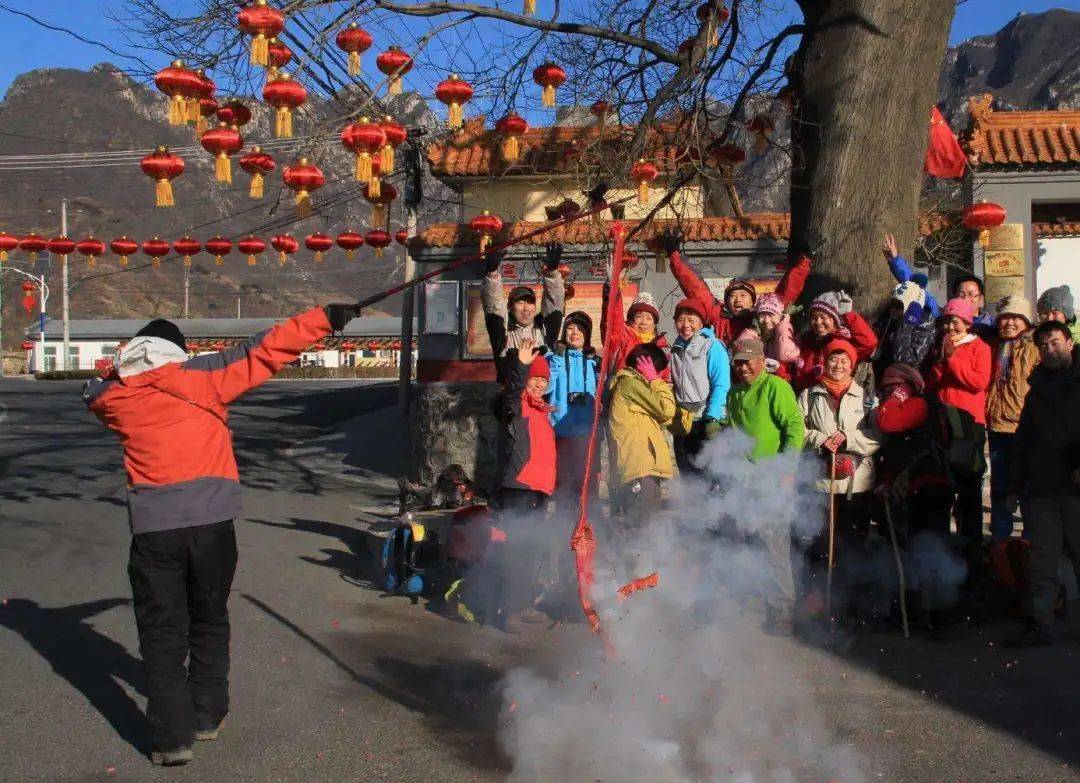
left=727, top=337, right=805, bottom=634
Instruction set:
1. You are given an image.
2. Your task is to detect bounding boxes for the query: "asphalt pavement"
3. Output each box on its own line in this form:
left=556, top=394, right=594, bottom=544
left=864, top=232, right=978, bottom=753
left=1, top=378, right=1078, bottom=782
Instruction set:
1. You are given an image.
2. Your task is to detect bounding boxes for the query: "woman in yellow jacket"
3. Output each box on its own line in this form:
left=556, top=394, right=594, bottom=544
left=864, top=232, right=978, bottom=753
left=607, top=343, right=676, bottom=524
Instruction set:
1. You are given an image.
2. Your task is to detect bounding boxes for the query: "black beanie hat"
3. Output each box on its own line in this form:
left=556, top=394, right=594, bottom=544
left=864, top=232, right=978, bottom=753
left=561, top=310, right=593, bottom=347
left=507, top=285, right=537, bottom=306
left=625, top=342, right=668, bottom=373
left=135, top=318, right=187, bottom=353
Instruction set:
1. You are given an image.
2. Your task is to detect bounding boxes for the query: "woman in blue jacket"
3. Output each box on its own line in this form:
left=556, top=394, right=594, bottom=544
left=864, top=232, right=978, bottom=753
left=548, top=311, right=602, bottom=506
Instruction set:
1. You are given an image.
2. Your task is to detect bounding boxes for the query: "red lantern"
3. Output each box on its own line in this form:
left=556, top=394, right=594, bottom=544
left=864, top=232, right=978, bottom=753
left=141, top=237, right=171, bottom=268
left=336, top=22, right=373, bottom=76
left=364, top=182, right=397, bottom=227
left=18, top=233, right=47, bottom=262
left=963, top=200, right=1007, bottom=248
left=501, top=262, right=518, bottom=278
left=21, top=340, right=34, bottom=351
left=76, top=237, right=106, bottom=268
left=205, top=236, right=233, bottom=266
left=376, top=46, right=412, bottom=95
left=217, top=99, right=253, bottom=128
left=21, top=281, right=36, bottom=318
left=305, top=232, right=334, bottom=263
left=557, top=262, right=571, bottom=278
left=711, top=142, right=745, bottom=167
left=190, top=70, right=216, bottom=125
left=196, top=97, right=220, bottom=134
left=47, top=236, right=76, bottom=259
left=237, top=235, right=267, bottom=266
left=172, top=236, right=202, bottom=267
left=630, top=159, right=659, bottom=204
left=367, top=340, right=380, bottom=351
left=590, top=99, right=612, bottom=124
left=747, top=114, right=775, bottom=155
left=141, top=146, right=184, bottom=207
left=392, top=339, right=403, bottom=351
left=395, top=229, right=409, bottom=246
left=271, top=234, right=299, bottom=266
left=435, top=74, right=473, bottom=129
left=341, top=117, right=386, bottom=191
left=495, top=112, right=528, bottom=162
left=696, top=1, right=730, bottom=47
left=262, top=73, right=306, bottom=138
left=469, top=210, right=503, bottom=255
left=379, top=116, right=407, bottom=174
left=237, top=0, right=285, bottom=67
left=281, top=158, right=324, bottom=218
left=239, top=146, right=276, bottom=199
left=365, top=229, right=391, bottom=258
left=110, top=236, right=138, bottom=267
left=0, top=231, right=18, bottom=261
left=153, top=60, right=201, bottom=126
left=200, top=123, right=244, bottom=184
left=533, top=62, right=566, bottom=108
left=267, top=38, right=292, bottom=69
left=336, top=231, right=364, bottom=261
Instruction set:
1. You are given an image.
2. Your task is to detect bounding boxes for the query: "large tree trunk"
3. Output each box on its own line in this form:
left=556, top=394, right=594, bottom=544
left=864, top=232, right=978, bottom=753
left=789, top=0, right=955, bottom=310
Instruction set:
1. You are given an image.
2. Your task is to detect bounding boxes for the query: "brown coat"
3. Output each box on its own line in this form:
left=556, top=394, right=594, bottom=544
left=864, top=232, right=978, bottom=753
left=986, top=332, right=1039, bottom=434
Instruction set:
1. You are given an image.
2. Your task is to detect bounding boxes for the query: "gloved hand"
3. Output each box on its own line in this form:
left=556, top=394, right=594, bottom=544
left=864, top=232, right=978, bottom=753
left=635, top=354, right=660, bottom=382
left=543, top=243, right=563, bottom=272
left=703, top=417, right=726, bottom=439
left=484, top=249, right=505, bottom=275
left=324, top=303, right=361, bottom=332
left=648, top=229, right=682, bottom=256
left=836, top=290, right=853, bottom=316
left=585, top=183, right=610, bottom=211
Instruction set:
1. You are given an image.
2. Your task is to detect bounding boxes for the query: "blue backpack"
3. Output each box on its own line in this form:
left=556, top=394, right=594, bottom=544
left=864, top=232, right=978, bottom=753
left=381, top=520, right=440, bottom=598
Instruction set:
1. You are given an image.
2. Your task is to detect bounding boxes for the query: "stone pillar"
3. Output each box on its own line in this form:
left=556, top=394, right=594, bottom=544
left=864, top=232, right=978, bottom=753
left=410, top=382, right=502, bottom=492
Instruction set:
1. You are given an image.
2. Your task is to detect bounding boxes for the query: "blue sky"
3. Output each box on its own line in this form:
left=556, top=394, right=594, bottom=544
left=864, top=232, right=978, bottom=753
left=0, top=0, right=1072, bottom=98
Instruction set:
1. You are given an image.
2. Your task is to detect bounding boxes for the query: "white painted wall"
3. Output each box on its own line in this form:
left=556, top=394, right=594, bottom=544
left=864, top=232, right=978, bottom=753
left=1034, top=236, right=1080, bottom=298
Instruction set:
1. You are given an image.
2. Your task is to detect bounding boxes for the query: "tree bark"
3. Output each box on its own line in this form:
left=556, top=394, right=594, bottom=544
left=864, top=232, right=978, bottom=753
left=789, top=0, right=955, bottom=309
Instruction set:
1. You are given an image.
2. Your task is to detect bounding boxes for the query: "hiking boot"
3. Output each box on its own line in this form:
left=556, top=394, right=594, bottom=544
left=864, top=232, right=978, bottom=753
left=1002, top=623, right=1054, bottom=648
left=150, top=747, right=193, bottom=766
left=195, top=718, right=225, bottom=741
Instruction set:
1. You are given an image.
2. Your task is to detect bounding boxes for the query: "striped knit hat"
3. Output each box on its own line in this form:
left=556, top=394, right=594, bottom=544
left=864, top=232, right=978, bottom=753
left=809, top=291, right=843, bottom=326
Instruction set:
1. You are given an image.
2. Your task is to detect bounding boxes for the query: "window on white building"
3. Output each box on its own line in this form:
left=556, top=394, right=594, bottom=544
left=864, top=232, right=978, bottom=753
left=67, top=346, right=80, bottom=370
left=43, top=346, right=57, bottom=371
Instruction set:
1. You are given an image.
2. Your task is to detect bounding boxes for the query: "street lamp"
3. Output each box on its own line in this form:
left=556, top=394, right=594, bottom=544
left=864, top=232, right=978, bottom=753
left=1, top=266, right=50, bottom=373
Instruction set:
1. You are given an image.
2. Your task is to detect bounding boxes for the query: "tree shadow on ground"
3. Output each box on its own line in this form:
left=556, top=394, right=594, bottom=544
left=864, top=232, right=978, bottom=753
left=0, top=597, right=148, bottom=754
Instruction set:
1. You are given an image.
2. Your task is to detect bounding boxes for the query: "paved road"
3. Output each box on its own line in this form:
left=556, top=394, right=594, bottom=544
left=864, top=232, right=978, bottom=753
left=1, top=378, right=1078, bottom=782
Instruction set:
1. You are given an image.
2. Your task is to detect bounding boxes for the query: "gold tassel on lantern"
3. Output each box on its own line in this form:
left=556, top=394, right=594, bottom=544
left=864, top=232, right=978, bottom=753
left=156, top=179, right=176, bottom=208
left=120, top=255, right=129, bottom=267
left=479, top=235, right=491, bottom=255
left=186, top=98, right=201, bottom=125
left=214, top=255, right=224, bottom=266
left=375, top=246, right=384, bottom=258
left=542, top=84, right=555, bottom=108
left=247, top=253, right=257, bottom=266
left=448, top=102, right=463, bottom=128
left=637, top=180, right=649, bottom=204
left=278, top=252, right=288, bottom=266
left=380, top=144, right=394, bottom=173
left=502, top=135, right=520, bottom=162
left=152, top=257, right=161, bottom=269
left=314, top=250, right=324, bottom=264
left=295, top=190, right=312, bottom=218
left=368, top=175, right=381, bottom=199
left=183, top=256, right=192, bottom=268
left=355, top=151, right=372, bottom=183
left=524, top=0, right=535, bottom=14
left=250, top=172, right=264, bottom=199
left=87, top=257, right=96, bottom=268
left=215, top=153, right=232, bottom=184
left=373, top=204, right=385, bottom=226
left=388, top=75, right=402, bottom=96
left=275, top=107, right=293, bottom=138
left=169, top=95, right=186, bottom=126
left=251, top=34, right=269, bottom=67
left=349, top=51, right=361, bottom=76
left=197, top=115, right=209, bottom=134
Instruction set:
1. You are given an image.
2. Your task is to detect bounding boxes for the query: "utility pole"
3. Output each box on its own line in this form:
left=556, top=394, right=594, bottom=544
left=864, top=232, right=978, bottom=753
left=398, top=135, right=423, bottom=413
left=236, top=295, right=241, bottom=319
left=61, top=199, right=70, bottom=370
left=36, top=273, right=49, bottom=373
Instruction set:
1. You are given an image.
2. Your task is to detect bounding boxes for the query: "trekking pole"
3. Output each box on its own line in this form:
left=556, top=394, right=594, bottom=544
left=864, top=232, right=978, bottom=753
left=883, top=497, right=910, bottom=639
left=826, top=454, right=837, bottom=620
left=355, top=194, right=635, bottom=311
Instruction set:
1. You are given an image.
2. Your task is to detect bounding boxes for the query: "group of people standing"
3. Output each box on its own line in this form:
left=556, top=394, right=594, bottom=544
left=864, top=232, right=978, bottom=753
left=482, top=231, right=1080, bottom=647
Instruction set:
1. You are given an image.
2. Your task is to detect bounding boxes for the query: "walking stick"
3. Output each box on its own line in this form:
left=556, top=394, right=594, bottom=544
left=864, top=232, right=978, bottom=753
left=826, top=454, right=837, bottom=620
left=883, top=496, right=910, bottom=639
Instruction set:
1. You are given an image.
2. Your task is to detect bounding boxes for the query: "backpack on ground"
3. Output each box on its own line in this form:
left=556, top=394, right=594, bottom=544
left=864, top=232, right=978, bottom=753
left=381, top=516, right=441, bottom=598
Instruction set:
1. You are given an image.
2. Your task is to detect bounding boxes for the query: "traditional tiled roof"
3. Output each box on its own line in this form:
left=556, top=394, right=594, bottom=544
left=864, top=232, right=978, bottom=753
left=964, top=94, right=1080, bottom=168
left=427, top=118, right=710, bottom=178
left=1033, top=222, right=1080, bottom=238
left=409, top=213, right=953, bottom=251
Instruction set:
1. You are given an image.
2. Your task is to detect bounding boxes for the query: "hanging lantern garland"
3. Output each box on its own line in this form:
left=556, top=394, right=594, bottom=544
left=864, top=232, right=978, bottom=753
left=963, top=200, right=1006, bottom=248
left=305, top=232, right=334, bottom=263
left=376, top=46, right=412, bottom=96
left=263, top=73, right=306, bottom=138
left=142, top=237, right=171, bottom=268
left=47, top=236, right=76, bottom=262
left=630, top=159, right=659, bottom=204
left=110, top=236, right=138, bottom=266
left=217, top=99, right=253, bottom=128
left=364, top=182, right=397, bottom=227
left=336, top=230, right=364, bottom=261
left=238, top=0, right=285, bottom=68
left=238, top=235, right=267, bottom=266
left=172, top=236, right=201, bottom=267
left=469, top=210, right=504, bottom=255
left=239, top=146, right=276, bottom=199
left=533, top=62, right=566, bottom=108
left=205, top=236, right=233, bottom=266
left=0, top=232, right=18, bottom=261
left=336, top=22, right=373, bottom=76
left=341, top=117, right=385, bottom=192
left=281, top=158, right=325, bottom=218
left=200, top=123, right=244, bottom=184
left=271, top=234, right=299, bottom=266
left=267, top=38, right=293, bottom=69
left=365, top=229, right=391, bottom=258
left=435, top=74, right=473, bottom=129
left=379, top=116, right=406, bottom=174
left=18, top=233, right=47, bottom=262
left=153, top=60, right=201, bottom=126
left=141, top=146, right=185, bottom=207
left=495, top=112, right=528, bottom=162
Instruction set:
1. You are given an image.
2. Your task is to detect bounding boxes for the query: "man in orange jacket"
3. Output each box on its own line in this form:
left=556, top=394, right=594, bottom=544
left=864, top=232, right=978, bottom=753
left=83, top=303, right=358, bottom=765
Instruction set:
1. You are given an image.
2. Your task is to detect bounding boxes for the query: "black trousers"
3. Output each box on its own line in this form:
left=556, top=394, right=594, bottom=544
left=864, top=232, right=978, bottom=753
left=953, top=423, right=987, bottom=551
left=128, top=519, right=238, bottom=751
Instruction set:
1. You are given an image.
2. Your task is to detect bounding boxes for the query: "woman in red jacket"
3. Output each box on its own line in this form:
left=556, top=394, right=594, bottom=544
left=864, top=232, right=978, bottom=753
left=793, top=291, right=879, bottom=392
left=925, top=297, right=992, bottom=551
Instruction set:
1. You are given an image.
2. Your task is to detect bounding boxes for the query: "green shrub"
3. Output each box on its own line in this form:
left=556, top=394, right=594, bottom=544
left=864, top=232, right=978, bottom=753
left=34, top=369, right=101, bottom=380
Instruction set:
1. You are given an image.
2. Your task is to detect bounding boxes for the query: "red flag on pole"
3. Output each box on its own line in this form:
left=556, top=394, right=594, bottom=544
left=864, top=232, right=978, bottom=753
left=925, top=106, right=966, bottom=179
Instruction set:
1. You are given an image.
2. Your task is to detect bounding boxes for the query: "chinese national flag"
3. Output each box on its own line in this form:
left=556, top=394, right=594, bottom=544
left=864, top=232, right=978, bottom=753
left=925, top=106, right=966, bottom=179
